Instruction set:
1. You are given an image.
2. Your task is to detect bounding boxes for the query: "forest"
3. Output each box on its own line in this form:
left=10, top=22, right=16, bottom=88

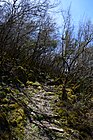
left=0, top=0, right=93, bottom=140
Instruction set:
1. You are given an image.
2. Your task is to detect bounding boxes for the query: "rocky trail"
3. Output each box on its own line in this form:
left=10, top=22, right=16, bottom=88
left=17, top=81, right=93, bottom=140
left=22, top=83, right=68, bottom=140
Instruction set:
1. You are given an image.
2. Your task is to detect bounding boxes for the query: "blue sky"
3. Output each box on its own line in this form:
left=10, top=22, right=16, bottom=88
left=59, top=0, right=93, bottom=24
left=5, top=0, right=93, bottom=25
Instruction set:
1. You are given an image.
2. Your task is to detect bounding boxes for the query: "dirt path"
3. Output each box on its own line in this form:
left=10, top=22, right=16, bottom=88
left=23, top=83, right=66, bottom=140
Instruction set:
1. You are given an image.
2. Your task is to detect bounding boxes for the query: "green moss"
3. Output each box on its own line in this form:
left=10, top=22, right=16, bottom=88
left=13, top=89, right=20, bottom=94
left=37, top=85, right=42, bottom=90
left=8, top=106, right=26, bottom=139
left=67, top=112, right=78, bottom=125
left=26, top=80, right=41, bottom=87
left=32, top=81, right=41, bottom=86
left=46, top=91, right=53, bottom=95
left=9, top=103, right=19, bottom=109
left=26, top=80, right=34, bottom=85
left=0, top=85, right=2, bottom=90
left=2, top=98, right=9, bottom=103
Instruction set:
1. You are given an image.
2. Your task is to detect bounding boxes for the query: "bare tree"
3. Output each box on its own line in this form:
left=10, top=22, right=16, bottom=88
left=0, top=0, right=58, bottom=83
left=53, top=9, right=93, bottom=100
